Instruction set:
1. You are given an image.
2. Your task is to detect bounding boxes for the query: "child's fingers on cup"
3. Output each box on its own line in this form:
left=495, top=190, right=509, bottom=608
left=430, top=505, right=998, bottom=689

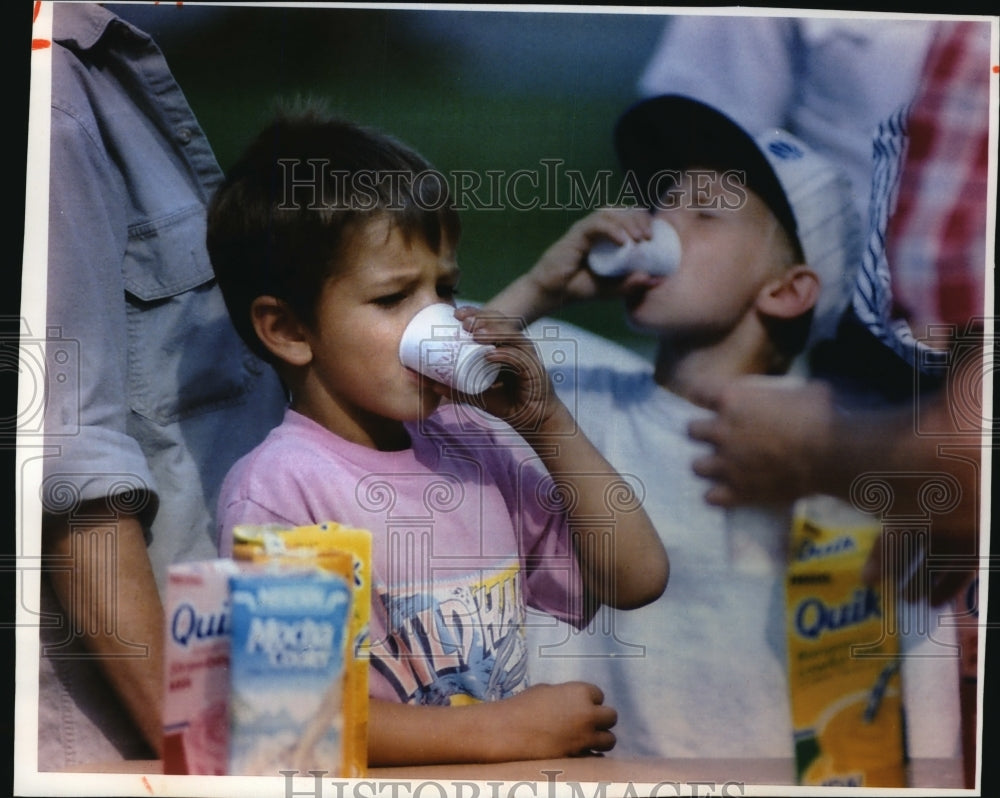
left=482, top=345, right=541, bottom=381
left=462, top=309, right=529, bottom=343
left=606, top=206, right=653, bottom=235
left=615, top=207, right=654, bottom=241
left=453, top=305, right=479, bottom=323
left=583, top=209, right=650, bottom=247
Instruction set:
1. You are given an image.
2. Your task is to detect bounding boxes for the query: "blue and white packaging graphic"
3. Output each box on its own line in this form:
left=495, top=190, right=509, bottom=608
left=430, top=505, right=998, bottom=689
left=227, top=568, right=353, bottom=776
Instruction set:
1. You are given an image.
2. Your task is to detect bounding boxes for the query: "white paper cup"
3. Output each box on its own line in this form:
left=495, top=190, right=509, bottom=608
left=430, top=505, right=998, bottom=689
left=398, top=304, right=501, bottom=395
left=587, top=218, right=682, bottom=277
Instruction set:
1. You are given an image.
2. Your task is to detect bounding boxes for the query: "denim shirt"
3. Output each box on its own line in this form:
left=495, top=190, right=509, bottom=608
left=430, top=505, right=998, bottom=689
left=44, top=2, right=285, bottom=577
left=38, top=4, right=285, bottom=768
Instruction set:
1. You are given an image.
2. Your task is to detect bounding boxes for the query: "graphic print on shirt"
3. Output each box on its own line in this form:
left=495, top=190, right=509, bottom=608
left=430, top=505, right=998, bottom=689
left=369, top=561, right=528, bottom=705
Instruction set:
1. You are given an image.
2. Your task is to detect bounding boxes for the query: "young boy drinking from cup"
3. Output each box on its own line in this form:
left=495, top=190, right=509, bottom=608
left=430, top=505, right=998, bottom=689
left=487, top=94, right=961, bottom=771
left=207, top=108, right=669, bottom=768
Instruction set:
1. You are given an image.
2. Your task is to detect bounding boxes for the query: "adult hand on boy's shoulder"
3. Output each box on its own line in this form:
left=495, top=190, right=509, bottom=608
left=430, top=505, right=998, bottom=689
left=687, top=375, right=840, bottom=506
left=688, top=371, right=982, bottom=606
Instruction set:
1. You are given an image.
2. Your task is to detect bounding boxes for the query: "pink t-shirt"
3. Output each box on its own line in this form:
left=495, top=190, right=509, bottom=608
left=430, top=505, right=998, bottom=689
left=216, top=406, right=587, bottom=704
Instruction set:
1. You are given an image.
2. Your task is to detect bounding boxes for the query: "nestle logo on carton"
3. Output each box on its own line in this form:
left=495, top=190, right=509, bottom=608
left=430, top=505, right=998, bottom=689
left=795, top=534, right=856, bottom=563
left=258, top=585, right=333, bottom=610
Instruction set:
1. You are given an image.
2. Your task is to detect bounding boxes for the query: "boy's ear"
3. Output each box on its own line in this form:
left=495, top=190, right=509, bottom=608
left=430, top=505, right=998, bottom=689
left=250, top=296, right=313, bottom=367
left=756, top=266, right=820, bottom=321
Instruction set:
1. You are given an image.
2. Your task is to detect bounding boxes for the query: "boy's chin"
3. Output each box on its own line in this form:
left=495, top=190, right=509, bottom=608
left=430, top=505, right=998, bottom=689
left=624, top=311, right=665, bottom=336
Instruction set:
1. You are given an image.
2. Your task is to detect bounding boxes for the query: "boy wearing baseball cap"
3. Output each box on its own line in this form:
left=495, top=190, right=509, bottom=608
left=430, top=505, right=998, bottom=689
left=491, top=93, right=862, bottom=377
left=487, top=94, right=864, bottom=760
left=489, top=94, right=961, bottom=767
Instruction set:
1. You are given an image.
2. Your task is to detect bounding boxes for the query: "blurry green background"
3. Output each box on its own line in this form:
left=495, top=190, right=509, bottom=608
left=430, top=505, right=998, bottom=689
left=110, top=3, right=669, bottom=358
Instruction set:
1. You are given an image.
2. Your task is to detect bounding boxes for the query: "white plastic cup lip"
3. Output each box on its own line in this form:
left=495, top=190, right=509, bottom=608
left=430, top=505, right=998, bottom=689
left=587, top=218, right=682, bottom=277
left=398, top=303, right=501, bottom=394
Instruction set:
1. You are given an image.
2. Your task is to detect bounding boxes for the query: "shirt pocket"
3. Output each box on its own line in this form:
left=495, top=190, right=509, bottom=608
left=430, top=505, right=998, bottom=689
left=123, top=204, right=260, bottom=425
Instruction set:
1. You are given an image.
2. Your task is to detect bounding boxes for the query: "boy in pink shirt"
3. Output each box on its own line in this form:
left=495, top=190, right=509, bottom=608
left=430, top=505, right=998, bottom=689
left=207, top=109, right=668, bottom=767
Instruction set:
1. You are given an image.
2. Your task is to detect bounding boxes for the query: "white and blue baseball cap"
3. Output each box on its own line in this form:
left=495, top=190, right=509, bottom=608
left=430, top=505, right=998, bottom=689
left=614, top=94, right=863, bottom=346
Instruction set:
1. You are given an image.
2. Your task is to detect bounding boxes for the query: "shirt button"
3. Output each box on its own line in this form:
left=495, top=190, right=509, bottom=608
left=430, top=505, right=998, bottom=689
left=176, top=127, right=192, bottom=144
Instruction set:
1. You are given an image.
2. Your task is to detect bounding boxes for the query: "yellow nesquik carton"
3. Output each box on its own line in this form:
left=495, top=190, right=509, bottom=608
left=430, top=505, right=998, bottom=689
left=786, top=496, right=906, bottom=788
left=232, top=522, right=372, bottom=777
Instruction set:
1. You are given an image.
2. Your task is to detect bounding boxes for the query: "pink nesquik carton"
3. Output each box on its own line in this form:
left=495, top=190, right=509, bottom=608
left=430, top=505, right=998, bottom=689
left=162, top=559, right=239, bottom=775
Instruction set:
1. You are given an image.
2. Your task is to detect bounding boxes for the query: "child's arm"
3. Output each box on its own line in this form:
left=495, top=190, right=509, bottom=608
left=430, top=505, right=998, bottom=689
left=368, top=683, right=616, bottom=766
left=453, top=309, right=669, bottom=611
left=486, top=208, right=656, bottom=324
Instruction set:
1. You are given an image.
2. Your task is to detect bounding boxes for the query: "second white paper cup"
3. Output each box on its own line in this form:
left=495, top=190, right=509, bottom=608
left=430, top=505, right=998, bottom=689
left=399, top=304, right=501, bottom=395
left=587, top=218, right=682, bottom=278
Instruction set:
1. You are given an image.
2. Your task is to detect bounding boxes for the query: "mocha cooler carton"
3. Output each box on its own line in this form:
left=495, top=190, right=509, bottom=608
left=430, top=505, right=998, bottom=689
left=227, top=566, right=353, bottom=777
left=786, top=496, right=906, bottom=788
left=232, top=521, right=372, bottom=777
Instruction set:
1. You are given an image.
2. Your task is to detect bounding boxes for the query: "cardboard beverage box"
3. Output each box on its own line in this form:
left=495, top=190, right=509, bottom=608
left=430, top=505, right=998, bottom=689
left=231, top=522, right=372, bottom=777
left=162, top=559, right=240, bottom=775
left=786, top=496, right=906, bottom=787
left=227, top=566, right=353, bottom=776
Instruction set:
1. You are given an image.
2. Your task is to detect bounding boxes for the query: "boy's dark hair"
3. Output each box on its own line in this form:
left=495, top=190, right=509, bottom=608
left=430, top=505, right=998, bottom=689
left=207, top=108, right=461, bottom=363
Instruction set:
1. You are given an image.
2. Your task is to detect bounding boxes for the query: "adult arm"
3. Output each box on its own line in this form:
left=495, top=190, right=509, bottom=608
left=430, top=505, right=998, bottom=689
left=687, top=339, right=983, bottom=603
left=42, top=79, right=165, bottom=751
left=42, top=505, right=165, bottom=755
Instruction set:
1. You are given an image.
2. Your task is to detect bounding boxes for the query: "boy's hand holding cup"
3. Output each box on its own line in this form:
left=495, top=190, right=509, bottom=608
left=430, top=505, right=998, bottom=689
left=398, top=303, right=502, bottom=396
left=402, top=305, right=564, bottom=435
left=491, top=209, right=679, bottom=325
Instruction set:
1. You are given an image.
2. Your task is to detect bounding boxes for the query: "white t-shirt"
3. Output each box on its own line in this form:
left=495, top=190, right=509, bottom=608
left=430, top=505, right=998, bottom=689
left=528, top=363, right=795, bottom=761
left=527, top=333, right=961, bottom=762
